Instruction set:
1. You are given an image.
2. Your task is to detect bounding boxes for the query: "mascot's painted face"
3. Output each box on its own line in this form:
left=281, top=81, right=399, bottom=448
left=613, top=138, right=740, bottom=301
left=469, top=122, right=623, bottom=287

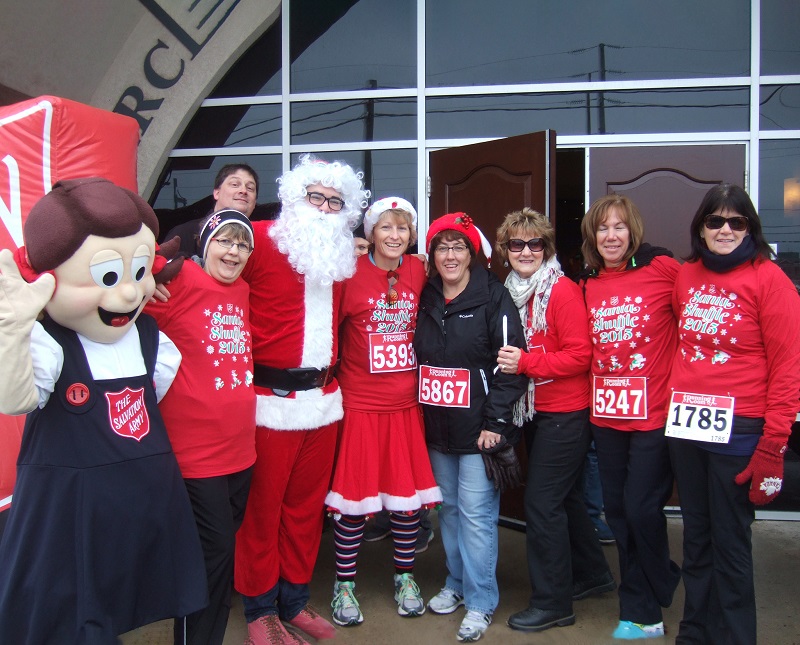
left=46, top=224, right=156, bottom=343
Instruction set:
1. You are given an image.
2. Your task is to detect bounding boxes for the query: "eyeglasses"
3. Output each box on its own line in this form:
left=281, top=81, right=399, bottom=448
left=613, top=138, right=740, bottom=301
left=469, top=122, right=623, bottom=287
left=507, top=238, right=544, bottom=253
left=703, top=214, right=748, bottom=232
left=306, top=191, right=345, bottom=212
left=433, top=244, right=469, bottom=256
left=212, top=238, right=252, bottom=254
left=386, top=269, right=399, bottom=304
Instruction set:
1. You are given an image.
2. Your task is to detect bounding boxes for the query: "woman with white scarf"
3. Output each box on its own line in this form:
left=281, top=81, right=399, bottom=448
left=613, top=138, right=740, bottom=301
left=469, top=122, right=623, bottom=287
left=495, top=208, right=614, bottom=635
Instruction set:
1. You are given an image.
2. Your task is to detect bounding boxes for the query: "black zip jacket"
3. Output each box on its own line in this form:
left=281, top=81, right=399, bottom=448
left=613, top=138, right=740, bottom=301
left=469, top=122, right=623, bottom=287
left=414, top=264, right=528, bottom=454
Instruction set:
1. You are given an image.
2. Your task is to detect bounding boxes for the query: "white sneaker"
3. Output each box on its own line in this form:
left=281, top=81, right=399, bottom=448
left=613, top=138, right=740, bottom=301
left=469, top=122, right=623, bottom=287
left=457, top=610, right=492, bottom=642
left=427, top=587, right=465, bottom=615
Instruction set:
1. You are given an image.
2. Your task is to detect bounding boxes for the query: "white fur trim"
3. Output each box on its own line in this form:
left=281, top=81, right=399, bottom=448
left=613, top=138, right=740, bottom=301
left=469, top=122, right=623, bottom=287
left=302, top=280, right=334, bottom=368
left=255, top=387, right=343, bottom=430
left=324, top=486, right=442, bottom=516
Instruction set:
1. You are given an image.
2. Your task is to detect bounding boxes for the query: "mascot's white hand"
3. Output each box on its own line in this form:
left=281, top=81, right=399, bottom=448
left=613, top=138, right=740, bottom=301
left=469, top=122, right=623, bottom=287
left=0, top=248, right=55, bottom=415
left=0, top=248, right=55, bottom=331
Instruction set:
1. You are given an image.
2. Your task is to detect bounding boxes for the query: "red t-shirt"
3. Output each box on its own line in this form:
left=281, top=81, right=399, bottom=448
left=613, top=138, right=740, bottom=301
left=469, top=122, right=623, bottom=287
left=145, top=261, right=256, bottom=478
left=517, top=276, right=591, bottom=412
left=583, top=255, right=680, bottom=431
left=337, top=254, right=427, bottom=412
left=669, top=257, right=800, bottom=441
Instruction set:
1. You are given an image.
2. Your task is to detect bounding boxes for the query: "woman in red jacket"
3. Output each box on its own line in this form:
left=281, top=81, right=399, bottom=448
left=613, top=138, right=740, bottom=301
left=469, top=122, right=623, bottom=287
left=667, top=184, right=800, bottom=644
left=580, top=194, right=681, bottom=640
left=496, top=208, right=614, bottom=635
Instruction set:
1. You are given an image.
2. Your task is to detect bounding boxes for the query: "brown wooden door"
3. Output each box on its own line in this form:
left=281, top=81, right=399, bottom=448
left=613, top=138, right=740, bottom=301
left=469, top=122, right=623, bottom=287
left=590, top=145, right=747, bottom=261
left=429, top=130, right=556, bottom=283
left=429, top=131, right=555, bottom=525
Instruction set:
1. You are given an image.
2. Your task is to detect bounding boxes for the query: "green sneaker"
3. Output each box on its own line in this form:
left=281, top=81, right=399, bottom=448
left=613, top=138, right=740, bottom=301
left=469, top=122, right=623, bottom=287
left=331, top=580, right=363, bottom=626
left=393, top=573, right=426, bottom=617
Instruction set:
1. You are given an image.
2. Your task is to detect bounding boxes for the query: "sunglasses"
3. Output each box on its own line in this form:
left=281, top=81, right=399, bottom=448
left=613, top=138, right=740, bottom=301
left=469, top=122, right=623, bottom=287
left=703, top=215, right=748, bottom=232
left=386, top=270, right=399, bottom=304
left=507, top=238, right=544, bottom=253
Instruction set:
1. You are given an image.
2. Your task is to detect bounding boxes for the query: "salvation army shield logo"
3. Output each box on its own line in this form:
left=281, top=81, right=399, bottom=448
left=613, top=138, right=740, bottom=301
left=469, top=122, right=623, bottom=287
left=105, top=386, right=150, bottom=442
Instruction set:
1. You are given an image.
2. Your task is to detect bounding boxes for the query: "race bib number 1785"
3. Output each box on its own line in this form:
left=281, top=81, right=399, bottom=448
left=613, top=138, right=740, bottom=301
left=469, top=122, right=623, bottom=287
left=665, top=391, right=733, bottom=444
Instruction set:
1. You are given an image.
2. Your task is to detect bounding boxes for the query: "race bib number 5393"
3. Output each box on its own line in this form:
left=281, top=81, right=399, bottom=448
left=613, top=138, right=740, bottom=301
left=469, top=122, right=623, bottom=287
left=369, top=331, right=416, bottom=373
left=418, top=365, right=470, bottom=408
left=665, top=391, right=734, bottom=444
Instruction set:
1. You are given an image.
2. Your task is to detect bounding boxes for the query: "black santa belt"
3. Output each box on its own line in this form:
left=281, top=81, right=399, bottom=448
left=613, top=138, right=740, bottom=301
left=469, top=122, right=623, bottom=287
left=253, top=363, right=337, bottom=393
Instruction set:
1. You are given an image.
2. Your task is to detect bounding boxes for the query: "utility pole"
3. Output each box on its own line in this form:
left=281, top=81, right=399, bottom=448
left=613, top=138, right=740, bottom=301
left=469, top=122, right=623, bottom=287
left=363, top=79, right=377, bottom=194
left=598, top=43, right=606, bottom=134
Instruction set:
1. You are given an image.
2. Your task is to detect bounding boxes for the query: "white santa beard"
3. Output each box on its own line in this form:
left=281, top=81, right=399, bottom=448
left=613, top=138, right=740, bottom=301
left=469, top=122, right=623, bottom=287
left=269, top=200, right=356, bottom=286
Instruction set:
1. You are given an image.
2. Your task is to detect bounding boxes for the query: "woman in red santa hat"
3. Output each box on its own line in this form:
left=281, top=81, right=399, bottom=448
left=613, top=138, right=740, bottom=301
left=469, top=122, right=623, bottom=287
left=325, top=197, right=441, bottom=627
left=414, top=212, right=528, bottom=643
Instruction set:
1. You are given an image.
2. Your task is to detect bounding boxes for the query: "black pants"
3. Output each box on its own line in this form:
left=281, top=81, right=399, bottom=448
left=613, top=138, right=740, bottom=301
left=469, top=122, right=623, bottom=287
left=174, top=467, right=253, bottom=645
left=523, top=409, right=611, bottom=612
left=669, top=439, right=756, bottom=645
left=592, top=424, right=680, bottom=624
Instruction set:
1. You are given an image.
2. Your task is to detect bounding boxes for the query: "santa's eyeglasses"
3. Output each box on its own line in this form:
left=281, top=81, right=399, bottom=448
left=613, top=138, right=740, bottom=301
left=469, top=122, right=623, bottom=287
left=306, top=191, right=345, bottom=212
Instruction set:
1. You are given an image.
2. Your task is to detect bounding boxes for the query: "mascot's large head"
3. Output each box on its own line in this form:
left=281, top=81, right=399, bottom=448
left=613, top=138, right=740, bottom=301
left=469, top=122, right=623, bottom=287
left=23, top=177, right=159, bottom=344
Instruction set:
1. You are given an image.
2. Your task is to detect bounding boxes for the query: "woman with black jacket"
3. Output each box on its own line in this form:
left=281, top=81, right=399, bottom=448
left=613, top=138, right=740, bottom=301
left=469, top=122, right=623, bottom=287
left=414, top=212, right=527, bottom=643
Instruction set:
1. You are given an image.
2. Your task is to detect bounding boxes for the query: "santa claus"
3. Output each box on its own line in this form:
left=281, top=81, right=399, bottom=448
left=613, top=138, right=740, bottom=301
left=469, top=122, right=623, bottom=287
left=234, top=155, right=369, bottom=645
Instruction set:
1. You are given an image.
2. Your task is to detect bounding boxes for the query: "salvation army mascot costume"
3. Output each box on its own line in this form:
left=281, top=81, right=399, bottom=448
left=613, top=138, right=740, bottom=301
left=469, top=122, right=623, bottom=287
left=0, top=177, right=207, bottom=644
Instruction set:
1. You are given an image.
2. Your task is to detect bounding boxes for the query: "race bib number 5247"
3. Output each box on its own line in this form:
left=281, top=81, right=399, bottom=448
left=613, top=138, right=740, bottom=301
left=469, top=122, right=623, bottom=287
left=418, top=365, right=470, bottom=408
left=592, top=376, right=647, bottom=420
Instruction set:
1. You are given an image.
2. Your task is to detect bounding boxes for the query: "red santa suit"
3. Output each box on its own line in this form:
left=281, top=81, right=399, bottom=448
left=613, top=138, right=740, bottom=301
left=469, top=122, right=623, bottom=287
left=234, top=219, right=342, bottom=597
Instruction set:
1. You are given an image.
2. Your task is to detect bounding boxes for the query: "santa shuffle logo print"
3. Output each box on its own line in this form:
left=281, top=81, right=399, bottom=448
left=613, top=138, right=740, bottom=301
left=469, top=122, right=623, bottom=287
left=105, top=387, right=150, bottom=441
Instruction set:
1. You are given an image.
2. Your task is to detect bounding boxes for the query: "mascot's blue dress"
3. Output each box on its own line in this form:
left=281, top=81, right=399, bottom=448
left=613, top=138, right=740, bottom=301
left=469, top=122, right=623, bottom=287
left=0, top=315, right=207, bottom=644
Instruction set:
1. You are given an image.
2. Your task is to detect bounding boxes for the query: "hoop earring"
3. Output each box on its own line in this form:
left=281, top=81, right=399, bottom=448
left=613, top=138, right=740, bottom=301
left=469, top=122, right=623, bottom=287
left=503, top=260, right=509, bottom=268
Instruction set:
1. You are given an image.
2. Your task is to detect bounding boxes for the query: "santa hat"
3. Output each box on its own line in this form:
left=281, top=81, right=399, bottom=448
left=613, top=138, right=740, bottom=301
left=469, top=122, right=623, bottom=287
left=363, top=197, right=417, bottom=237
left=425, top=212, right=493, bottom=262
left=199, top=209, right=254, bottom=259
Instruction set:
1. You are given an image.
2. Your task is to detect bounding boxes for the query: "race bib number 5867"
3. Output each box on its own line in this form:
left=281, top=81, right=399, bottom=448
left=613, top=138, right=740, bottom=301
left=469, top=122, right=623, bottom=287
left=418, top=365, right=470, bottom=408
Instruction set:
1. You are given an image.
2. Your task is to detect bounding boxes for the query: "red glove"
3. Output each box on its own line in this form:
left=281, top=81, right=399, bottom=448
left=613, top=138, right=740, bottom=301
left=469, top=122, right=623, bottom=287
left=734, top=435, right=787, bottom=506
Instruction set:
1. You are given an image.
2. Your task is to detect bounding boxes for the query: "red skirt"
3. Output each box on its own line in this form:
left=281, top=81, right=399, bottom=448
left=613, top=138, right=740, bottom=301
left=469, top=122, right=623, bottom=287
left=325, top=405, right=441, bottom=516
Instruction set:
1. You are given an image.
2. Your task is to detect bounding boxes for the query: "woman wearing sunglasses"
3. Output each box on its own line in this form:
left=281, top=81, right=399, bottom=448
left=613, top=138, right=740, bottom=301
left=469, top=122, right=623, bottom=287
left=580, top=194, right=682, bottom=640
left=666, top=184, right=800, bottom=644
left=325, top=197, right=441, bottom=627
left=494, top=208, right=614, bottom=635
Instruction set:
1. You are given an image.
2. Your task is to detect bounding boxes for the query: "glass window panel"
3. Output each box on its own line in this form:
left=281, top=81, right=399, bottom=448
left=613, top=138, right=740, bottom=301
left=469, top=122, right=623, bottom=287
left=150, top=154, right=284, bottom=218
left=176, top=105, right=282, bottom=149
left=761, top=0, right=800, bottom=75
left=761, top=85, right=800, bottom=131
left=291, top=99, right=416, bottom=144
left=290, top=0, right=415, bottom=92
left=759, top=141, right=800, bottom=286
left=290, top=148, right=416, bottom=202
left=427, top=88, right=749, bottom=139
left=427, top=0, right=749, bottom=87
left=208, top=12, right=281, bottom=97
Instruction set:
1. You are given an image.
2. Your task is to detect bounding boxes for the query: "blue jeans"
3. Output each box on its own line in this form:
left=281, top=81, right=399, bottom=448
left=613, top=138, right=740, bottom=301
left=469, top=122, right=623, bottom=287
left=428, top=449, right=500, bottom=615
left=241, top=579, right=308, bottom=623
